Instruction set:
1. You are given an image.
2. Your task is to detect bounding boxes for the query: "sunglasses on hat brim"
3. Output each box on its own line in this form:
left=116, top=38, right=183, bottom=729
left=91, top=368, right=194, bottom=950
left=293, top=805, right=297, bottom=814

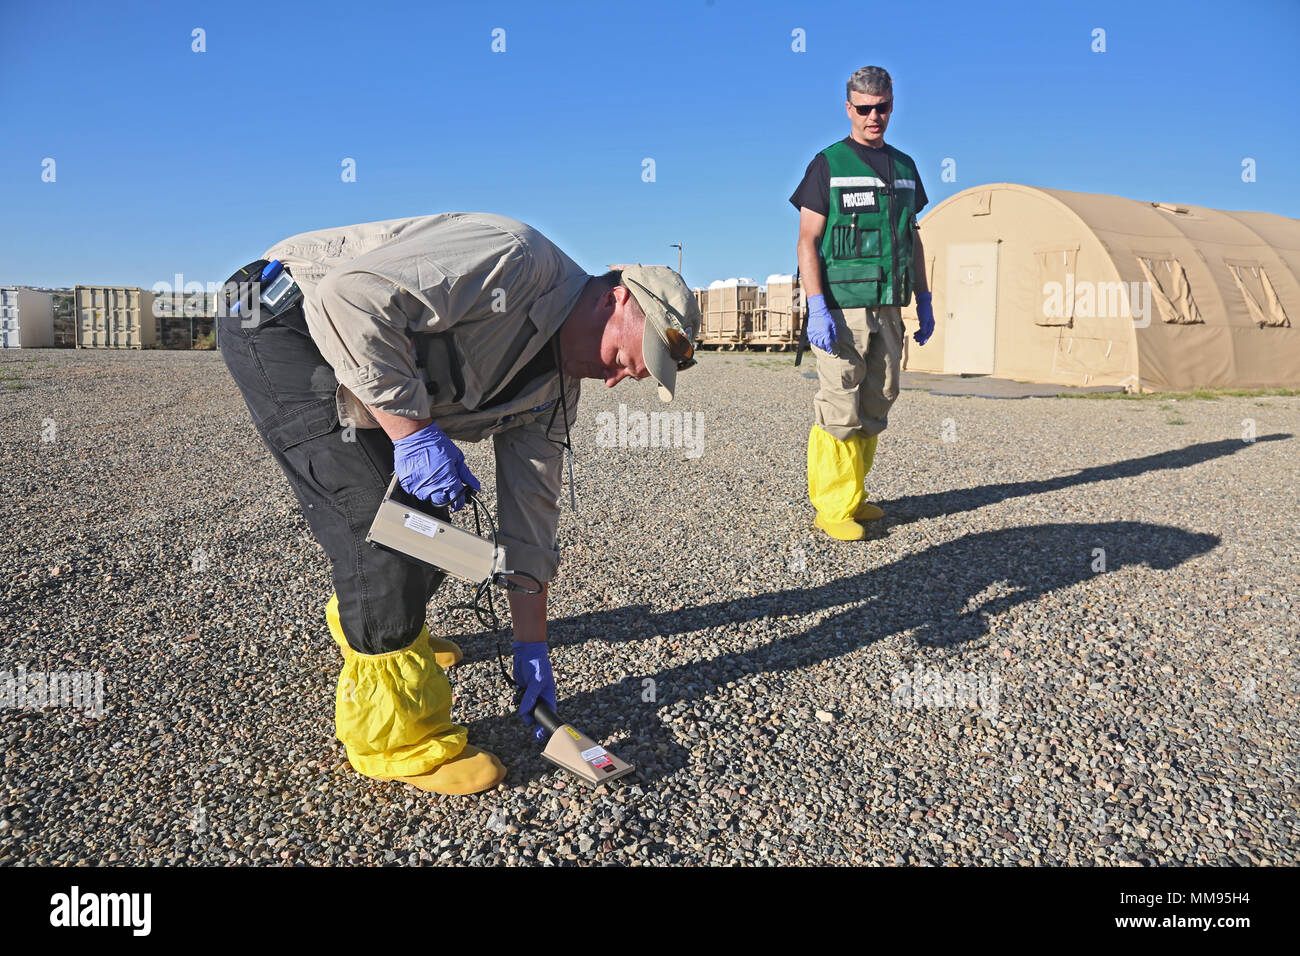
left=626, top=275, right=697, bottom=372
left=665, top=325, right=696, bottom=372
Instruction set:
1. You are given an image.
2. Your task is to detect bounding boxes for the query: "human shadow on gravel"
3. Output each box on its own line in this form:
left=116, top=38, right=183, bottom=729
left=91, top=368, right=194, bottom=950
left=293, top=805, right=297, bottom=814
left=882, top=434, right=1291, bottom=528
left=456, top=520, right=1219, bottom=786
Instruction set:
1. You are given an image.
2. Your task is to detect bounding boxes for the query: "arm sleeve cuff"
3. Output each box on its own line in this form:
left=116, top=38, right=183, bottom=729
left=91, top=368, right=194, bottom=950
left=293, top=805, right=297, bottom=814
left=334, top=364, right=432, bottom=420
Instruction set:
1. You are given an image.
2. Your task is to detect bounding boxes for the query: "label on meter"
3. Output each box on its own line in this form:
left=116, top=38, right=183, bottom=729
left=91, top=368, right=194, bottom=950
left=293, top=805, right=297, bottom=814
left=403, top=512, right=442, bottom=538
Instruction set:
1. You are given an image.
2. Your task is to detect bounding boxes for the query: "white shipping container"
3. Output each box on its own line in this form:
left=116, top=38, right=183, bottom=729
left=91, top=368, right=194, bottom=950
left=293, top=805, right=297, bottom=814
left=0, top=288, right=55, bottom=348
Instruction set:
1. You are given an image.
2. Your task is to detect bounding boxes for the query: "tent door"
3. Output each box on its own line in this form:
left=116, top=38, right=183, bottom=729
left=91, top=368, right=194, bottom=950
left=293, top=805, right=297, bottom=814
left=943, top=242, right=999, bottom=374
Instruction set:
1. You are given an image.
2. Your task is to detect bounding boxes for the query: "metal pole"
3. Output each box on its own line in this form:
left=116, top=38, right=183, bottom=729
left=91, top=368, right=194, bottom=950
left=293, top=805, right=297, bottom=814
left=670, top=242, right=683, bottom=274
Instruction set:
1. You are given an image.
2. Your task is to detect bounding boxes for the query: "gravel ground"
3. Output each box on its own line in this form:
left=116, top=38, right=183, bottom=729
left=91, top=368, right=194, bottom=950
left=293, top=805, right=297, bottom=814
left=2, top=347, right=1297, bottom=866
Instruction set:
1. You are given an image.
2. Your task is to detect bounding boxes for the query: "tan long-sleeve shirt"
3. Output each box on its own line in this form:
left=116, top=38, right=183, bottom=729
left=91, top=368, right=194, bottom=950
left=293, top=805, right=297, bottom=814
left=262, top=212, right=588, bottom=582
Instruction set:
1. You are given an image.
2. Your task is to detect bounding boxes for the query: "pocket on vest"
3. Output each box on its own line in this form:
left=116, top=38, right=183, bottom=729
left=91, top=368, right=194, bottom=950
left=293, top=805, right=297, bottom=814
left=826, top=263, right=883, bottom=308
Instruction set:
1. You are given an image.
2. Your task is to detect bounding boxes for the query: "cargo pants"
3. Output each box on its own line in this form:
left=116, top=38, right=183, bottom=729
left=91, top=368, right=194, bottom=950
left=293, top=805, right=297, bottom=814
left=812, top=305, right=905, bottom=440
left=218, top=301, right=445, bottom=656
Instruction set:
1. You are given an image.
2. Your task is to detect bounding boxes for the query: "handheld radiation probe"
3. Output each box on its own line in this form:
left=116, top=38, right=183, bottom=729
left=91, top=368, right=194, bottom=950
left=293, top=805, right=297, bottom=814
left=365, top=476, right=636, bottom=786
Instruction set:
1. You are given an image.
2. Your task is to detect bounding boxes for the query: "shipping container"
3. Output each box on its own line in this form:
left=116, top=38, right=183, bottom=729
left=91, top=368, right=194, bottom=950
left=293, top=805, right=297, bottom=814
left=0, top=288, right=55, bottom=348
left=74, top=286, right=157, bottom=348
left=749, top=274, right=803, bottom=349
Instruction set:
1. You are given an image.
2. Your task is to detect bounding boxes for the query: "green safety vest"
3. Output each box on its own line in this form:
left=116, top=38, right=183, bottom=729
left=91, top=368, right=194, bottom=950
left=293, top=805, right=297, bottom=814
left=818, top=141, right=920, bottom=308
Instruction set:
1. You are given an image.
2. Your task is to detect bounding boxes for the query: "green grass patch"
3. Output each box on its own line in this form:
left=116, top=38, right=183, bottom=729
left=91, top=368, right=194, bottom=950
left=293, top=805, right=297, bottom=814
left=1065, top=386, right=1300, bottom=401
left=696, top=349, right=800, bottom=370
left=1166, top=416, right=1188, bottom=425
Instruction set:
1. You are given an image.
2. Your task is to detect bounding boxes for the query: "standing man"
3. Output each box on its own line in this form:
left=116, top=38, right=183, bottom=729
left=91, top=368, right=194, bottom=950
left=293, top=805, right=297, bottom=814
left=219, top=213, right=699, bottom=795
left=789, top=65, right=934, bottom=541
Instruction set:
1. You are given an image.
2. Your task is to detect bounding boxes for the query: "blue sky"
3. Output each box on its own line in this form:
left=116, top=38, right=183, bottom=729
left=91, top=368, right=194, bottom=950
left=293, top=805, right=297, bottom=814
left=2, top=0, right=1297, bottom=291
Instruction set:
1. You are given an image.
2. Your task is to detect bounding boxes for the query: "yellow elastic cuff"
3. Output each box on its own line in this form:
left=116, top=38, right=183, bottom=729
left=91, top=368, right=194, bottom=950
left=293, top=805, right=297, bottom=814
left=335, top=627, right=467, bottom=778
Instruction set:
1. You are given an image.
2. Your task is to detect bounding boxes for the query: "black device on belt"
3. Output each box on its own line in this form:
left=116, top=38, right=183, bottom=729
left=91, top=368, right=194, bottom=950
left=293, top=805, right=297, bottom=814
left=221, top=259, right=302, bottom=322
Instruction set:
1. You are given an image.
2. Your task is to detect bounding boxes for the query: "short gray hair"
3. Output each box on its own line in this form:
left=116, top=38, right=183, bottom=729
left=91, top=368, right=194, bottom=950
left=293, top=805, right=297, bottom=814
left=847, top=65, right=892, bottom=100
left=595, top=269, right=646, bottom=321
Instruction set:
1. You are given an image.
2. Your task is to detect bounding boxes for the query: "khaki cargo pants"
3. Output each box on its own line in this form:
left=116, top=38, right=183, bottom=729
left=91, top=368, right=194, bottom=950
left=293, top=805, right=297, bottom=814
left=812, top=305, right=904, bottom=440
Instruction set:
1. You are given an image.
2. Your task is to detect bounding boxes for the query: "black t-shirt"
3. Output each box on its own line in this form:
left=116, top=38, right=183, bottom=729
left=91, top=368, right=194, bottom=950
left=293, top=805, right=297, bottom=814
left=789, top=137, right=928, bottom=217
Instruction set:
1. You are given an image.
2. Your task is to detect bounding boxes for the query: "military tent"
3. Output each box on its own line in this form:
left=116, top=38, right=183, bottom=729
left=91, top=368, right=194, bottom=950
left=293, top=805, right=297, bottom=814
left=902, top=183, right=1300, bottom=390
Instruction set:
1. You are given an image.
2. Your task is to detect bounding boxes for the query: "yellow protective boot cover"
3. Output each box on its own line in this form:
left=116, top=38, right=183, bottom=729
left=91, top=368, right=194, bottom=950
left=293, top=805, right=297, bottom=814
left=854, top=433, right=883, bottom=520
left=860, top=432, right=878, bottom=477
left=327, top=592, right=463, bottom=668
left=814, top=511, right=867, bottom=541
left=326, top=592, right=352, bottom=658
left=335, top=629, right=468, bottom=779
left=853, top=501, right=885, bottom=521
left=384, top=745, right=507, bottom=795
left=807, top=425, right=867, bottom=524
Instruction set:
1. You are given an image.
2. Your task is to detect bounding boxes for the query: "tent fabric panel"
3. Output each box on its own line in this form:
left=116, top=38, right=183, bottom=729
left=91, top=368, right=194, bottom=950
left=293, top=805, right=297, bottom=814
left=1034, top=247, right=1079, bottom=325
left=1046, top=333, right=1134, bottom=385
left=1135, top=324, right=1235, bottom=390
left=1136, top=255, right=1204, bottom=325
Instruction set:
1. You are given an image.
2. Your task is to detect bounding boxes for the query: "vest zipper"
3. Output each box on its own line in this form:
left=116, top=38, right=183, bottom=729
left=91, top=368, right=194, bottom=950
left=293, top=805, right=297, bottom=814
left=884, top=164, right=900, bottom=306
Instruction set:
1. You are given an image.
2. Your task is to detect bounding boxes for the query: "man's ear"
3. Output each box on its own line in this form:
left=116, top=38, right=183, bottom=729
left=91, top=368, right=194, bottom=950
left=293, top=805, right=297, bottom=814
left=598, top=284, right=626, bottom=317
left=608, top=285, right=639, bottom=331
left=618, top=287, right=647, bottom=331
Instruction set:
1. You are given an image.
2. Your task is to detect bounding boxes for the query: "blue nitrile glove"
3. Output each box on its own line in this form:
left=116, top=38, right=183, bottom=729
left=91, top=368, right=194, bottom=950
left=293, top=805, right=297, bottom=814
left=392, top=421, right=481, bottom=511
left=805, top=293, right=836, bottom=352
left=914, top=292, right=935, bottom=346
left=512, top=641, right=557, bottom=728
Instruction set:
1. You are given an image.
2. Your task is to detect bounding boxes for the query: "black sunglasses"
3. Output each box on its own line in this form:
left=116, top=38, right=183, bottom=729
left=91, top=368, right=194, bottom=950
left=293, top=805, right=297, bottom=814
left=850, top=100, right=892, bottom=116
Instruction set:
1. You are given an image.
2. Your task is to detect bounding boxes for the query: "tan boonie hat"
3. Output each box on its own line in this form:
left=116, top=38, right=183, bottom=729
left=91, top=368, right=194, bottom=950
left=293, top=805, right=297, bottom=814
left=621, top=264, right=701, bottom=402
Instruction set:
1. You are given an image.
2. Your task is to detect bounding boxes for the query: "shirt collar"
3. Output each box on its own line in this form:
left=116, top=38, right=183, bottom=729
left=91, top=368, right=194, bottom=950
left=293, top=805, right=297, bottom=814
left=527, top=271, right=592, bottom=336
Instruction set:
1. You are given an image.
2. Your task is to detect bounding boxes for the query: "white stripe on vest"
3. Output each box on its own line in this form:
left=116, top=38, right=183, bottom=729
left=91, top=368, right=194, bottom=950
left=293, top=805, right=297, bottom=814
left=829, top=176, right=887, bottom=187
